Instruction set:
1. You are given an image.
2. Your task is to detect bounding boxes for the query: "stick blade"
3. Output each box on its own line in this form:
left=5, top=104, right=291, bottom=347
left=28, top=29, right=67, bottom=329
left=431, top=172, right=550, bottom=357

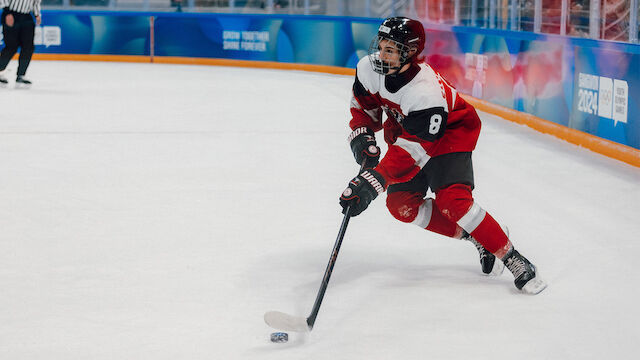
left=264, top=311, right=310, bottom=332
left=522, top=277, right=548, bottom=295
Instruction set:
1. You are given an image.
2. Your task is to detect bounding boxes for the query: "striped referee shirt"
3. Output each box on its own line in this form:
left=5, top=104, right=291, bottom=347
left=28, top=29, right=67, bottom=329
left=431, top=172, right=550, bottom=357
left=0, top=0, right=41, bottom=16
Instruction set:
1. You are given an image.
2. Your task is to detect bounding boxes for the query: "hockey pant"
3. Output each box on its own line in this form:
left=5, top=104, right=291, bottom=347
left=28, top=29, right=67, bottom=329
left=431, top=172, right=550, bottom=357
left=386, top=183, right=512, bottom=259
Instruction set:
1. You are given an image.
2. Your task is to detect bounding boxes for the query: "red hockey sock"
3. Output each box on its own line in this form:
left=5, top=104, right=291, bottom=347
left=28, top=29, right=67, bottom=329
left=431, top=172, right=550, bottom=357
left=469, top=212, right=512, bottom=259
left=425, top=200, right=462, bottom=238
left=386, top=191, right=462, bottom=239
left=435, top=184, right=511, bottom=258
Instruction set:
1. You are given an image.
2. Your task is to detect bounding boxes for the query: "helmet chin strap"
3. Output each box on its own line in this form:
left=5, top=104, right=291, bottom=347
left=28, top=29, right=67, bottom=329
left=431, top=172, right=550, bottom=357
left=384, top=49, right=416, bottom=76
left=386, top=66, right=403, bottom=76
left=384, top=59, right=410, bottom=76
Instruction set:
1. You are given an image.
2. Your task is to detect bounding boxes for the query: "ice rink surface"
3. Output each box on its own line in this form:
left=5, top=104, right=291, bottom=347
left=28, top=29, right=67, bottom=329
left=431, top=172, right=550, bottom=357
left=1, top=61, right=639, bottom=359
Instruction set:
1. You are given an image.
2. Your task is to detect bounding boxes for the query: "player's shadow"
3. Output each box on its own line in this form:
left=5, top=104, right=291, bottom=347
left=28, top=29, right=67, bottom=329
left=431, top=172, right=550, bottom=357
left=255, top=246, right=502, bottom=297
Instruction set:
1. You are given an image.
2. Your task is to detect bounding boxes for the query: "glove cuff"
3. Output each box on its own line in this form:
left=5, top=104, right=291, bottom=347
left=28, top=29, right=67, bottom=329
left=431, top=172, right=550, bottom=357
left=347, top=127, right=374, bottom=143
left=360, top=169, right=386, bottom=195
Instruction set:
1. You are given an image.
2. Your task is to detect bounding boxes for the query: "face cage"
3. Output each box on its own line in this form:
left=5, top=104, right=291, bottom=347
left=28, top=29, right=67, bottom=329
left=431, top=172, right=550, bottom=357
left=368, top=35, right=413, bottom=75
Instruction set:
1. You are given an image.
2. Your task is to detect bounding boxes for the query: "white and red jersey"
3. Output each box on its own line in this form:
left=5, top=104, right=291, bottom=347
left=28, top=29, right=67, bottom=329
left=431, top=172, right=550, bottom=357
left=350, top=56, right=481, bottom=185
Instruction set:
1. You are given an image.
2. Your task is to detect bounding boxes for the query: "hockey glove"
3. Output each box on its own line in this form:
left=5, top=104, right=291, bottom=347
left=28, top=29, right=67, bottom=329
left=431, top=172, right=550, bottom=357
left=348, top=127, right=380, bottom=169
left=339, top=169, right=386, bottom=217
left=401, top=107, right=447, bottom=141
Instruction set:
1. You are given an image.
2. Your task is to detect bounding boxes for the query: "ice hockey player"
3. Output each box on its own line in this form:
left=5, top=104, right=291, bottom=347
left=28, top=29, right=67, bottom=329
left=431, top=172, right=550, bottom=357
left=339, top=17, right=546, bottom=294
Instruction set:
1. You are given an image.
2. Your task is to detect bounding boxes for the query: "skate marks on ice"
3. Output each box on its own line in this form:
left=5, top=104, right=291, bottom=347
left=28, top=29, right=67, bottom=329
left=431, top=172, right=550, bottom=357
left=257, top=245, right=544, bottom=332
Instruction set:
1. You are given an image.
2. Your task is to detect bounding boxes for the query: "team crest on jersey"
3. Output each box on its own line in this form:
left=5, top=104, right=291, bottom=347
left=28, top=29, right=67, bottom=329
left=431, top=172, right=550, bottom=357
left=382, top=104, right=405, bottom=123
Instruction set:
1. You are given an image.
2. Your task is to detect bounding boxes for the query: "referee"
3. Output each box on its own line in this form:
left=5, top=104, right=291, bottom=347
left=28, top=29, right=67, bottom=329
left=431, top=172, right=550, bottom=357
left=0, top=0, right=41, bottom=85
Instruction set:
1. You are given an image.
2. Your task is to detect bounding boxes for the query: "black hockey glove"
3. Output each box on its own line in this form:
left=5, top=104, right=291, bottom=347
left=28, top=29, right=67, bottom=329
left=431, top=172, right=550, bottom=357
left=401, top=107, right=447, bottom=141
left=339, top=169, right=386, bottom=217
left=348, top=127, right=380, bottom=169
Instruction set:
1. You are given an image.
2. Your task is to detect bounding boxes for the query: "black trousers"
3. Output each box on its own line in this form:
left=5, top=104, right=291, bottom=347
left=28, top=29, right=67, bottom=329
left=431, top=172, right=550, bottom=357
left=0, top=10, right=35, bottom=76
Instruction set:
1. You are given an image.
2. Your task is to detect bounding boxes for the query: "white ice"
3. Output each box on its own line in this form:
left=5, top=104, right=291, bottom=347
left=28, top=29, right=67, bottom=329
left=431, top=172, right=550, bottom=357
left=1, top=61, right=639, bottom=359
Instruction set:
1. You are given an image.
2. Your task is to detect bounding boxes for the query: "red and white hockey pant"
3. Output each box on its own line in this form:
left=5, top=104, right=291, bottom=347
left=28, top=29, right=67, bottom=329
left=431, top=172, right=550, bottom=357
left=386, top=184, right=512, bottom=258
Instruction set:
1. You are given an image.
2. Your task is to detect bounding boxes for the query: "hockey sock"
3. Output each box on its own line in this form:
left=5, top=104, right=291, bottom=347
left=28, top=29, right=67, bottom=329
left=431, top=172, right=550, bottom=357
left=386, top=191, right=462, bottom=239
left=436, top=184, right=512, bottom=258
left=424, top=199, right=463, bottom=238
left=466, top=211, right=512, bottom=259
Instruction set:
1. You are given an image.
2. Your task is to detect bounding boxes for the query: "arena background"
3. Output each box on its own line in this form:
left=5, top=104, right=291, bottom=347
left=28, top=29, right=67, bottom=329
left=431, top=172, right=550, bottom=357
left=1, top=6, right=639, bottom=166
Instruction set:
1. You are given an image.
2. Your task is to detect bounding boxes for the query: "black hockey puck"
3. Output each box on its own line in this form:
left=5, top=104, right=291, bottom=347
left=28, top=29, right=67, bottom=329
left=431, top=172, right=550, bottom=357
left=270, top=332, right=288, bottom=343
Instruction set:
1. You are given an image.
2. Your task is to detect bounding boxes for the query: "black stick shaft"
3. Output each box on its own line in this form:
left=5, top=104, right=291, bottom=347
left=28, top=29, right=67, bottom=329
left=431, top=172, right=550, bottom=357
left=306, top=205, right=353, bottom=330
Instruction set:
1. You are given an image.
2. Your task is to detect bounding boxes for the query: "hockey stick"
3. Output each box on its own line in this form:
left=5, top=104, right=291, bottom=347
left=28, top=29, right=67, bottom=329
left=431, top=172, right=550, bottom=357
left=264, top=206, right=353, bottom=332
left=264, top=164, right=364, bottom=332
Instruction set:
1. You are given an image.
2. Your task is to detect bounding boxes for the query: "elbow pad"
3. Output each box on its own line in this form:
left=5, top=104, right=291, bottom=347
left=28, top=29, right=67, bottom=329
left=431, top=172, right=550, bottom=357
left=401, top=107, right=447, bottom=141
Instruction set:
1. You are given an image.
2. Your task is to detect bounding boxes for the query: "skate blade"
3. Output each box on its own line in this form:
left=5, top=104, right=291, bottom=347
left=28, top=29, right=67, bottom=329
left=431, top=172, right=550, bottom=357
left=521, top=277, right=547, bottom=295
left=15, top=83, right=31, bottom=90
left=488, top=260, right=505, bottom=276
